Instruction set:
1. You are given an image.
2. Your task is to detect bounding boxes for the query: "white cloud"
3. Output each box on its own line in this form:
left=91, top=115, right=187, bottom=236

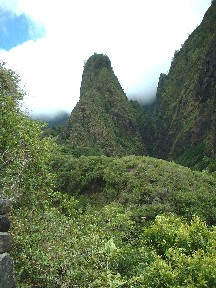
left=0, top=0, right=21, bottom=14
left=0, top=0, right=212, bottom=114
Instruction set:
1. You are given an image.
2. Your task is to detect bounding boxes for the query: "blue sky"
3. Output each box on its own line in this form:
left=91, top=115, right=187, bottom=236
left=0, top=0, right=212, bottom=115
left=0, top=12, right=29, bottom=50
left=0, top=9, right=45, bottom=50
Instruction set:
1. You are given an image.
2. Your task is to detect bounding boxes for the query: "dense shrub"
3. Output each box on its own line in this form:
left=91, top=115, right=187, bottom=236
left=51, top=155, right=216, bottom=224
left=12, top=199, right=216, bottom=287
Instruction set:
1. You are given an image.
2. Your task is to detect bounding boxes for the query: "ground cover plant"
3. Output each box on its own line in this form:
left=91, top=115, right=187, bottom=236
left=11, top=196, right=216, bottom=287
left=10, top=154, right=216, bottom=287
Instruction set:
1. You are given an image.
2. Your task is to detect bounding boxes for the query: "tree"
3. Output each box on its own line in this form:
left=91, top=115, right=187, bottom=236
left=0, top=62, right=55, bottom=206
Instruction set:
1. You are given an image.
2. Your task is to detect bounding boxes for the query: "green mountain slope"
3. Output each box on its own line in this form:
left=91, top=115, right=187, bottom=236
left=154, top=1, right=216, bottom=162
left=2, top=46, right=216, bottom=287
left=60, top=53, right=153, bottom=156
left=59, top=1, right=216, bottom=163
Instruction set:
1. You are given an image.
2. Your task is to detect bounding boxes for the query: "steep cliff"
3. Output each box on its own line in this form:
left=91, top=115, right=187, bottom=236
left=154, top=0, right=216, bottom=162
left=61, top=53, right=153, bottom=156
left=60, top=2, right=216, bottom=164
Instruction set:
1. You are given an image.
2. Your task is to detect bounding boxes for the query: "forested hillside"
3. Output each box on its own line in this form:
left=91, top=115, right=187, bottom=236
left=154, top=0, right=216, bottom=166
left=60, top=53, right=153, bottom=157
left=1, top=1, right=216, bottom=287
left=1, top=59, right=215, bottom=287
left=57, top=1, right=216, bottom=170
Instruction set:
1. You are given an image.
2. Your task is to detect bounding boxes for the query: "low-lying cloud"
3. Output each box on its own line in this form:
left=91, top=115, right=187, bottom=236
left=0, top=0, right=211, bottom=115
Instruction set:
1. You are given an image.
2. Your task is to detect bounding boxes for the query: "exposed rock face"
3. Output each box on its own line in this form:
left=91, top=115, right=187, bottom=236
left=0, top=232, right=13, bottom=253
left=0, top=199, right=15, bottom=287
left=0, top=215, right=10, bottom=232
left=154, top=1, right=216, bottom=160
left=61, top=53, right=153, bottom=156
left=0, top=199, right=12, bottom=214
left=0, top=253, right=15, bottom=288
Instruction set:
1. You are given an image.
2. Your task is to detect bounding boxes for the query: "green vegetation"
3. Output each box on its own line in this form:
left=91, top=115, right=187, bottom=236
left=59, top=2, right=216, bottom=166
left=51, top=155, right=216, bottom=225
left=154, top=1, right=216, bottom=161
left=1, top=62, right=215, bottom=286
left=60, top=53, right=153, bottom=156
left=0, top=62, right=55, bottom=205
left=60, top=6, right=216, bottom=166
left=1, top=1, right=216, bottom=286
left=12, top=201, right=216, bottom=287
left=175, top=144, right=216, bottom=172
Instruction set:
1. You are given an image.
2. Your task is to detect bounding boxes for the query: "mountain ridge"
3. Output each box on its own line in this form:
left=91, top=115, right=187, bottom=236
left=154, top=1, right=216, bottom=162
left=57, top=1, right=216, bottom=169
left=60, top=53, right=153, bottom=156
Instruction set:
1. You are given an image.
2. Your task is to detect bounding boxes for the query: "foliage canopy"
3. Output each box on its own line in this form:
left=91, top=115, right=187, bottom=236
left=0, top=62, right=55, bottom=205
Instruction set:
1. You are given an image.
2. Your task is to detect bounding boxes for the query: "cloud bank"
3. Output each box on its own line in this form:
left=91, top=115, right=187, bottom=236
left=0, top=0, right=211, bottom=115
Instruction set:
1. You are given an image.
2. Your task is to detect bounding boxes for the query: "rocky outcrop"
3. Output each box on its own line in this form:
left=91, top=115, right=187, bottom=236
left=0, top=199, right=15, bottom=288
left=60, top=53, right=152, bottom=156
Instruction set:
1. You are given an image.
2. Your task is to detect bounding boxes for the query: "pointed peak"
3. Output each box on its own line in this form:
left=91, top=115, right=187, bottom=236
left=84, top=53, right=112, bottom=70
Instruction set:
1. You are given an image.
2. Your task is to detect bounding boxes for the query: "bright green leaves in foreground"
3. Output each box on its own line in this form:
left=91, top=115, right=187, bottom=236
left=135, top=215, right=216, bottom=287
left=12, top=199, right=216, bottom=287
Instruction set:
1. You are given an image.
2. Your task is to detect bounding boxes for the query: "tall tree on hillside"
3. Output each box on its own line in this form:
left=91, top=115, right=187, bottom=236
left=0, top=62, right=54, bottom=205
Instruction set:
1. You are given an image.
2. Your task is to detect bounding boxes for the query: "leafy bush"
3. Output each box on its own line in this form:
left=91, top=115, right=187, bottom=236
left=0, top=62, right=55, bottom=206
left=175, top=145, right=216, bottom=172
left=11, top=199, right=216, bottom=287
left=52, top=155, right=216, bottom=224
left=131, top=215, right=216, bottom=287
